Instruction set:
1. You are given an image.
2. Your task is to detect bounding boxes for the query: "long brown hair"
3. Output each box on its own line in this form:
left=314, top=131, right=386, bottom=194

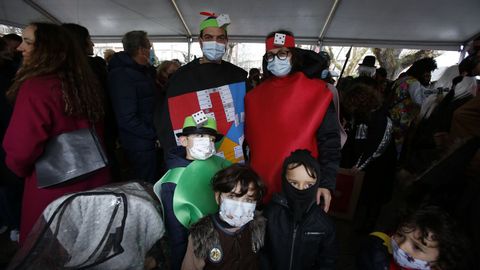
left=7, top=22, right=104, bottom=122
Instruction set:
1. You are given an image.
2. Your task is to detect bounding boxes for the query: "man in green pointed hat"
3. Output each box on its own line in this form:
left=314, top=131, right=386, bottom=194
left=156, top=12, right=247, bottom=164
left=153, top=112, right=231, bottom=270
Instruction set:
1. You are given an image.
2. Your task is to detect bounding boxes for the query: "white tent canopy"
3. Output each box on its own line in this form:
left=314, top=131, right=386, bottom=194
left=1, top=0, right=479, bottom=50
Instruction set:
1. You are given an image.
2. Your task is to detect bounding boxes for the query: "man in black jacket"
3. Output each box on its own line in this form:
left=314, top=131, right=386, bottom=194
left=108, top=30, right=158, bottom=182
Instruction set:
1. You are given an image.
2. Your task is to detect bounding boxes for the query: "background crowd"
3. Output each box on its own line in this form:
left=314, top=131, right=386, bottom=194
left=0, top=14, right=479, bottom=270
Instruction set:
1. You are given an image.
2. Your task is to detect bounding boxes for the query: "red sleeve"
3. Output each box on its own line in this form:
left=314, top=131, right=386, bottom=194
left=2, top=80, right=53, bottom=177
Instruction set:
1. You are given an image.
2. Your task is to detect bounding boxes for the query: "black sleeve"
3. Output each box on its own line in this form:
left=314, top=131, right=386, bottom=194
left=356, top=235, right=391, bottom=270
left=316, top=102, right=341, bottom=191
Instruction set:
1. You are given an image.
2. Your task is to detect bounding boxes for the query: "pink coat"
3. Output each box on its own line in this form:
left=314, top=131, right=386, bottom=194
left=3, top=75, right=111, bottom=244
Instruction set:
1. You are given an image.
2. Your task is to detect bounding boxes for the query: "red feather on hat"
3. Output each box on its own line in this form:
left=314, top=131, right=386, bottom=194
left=200, top=11, right=217, bottom=18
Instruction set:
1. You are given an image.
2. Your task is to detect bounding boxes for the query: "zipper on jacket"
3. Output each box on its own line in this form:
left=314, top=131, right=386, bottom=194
left=289, top=225, right=299, bottom=270
left=305, top=231, right=325, bottom=236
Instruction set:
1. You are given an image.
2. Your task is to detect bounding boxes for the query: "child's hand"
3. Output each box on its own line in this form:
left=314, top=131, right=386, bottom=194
left=316, top=188, right=331, bottom=213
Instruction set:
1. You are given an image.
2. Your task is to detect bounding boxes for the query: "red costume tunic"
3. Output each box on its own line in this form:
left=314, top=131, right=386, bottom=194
left=245, top=72, right=332, bottom=202
left=3, top=75, right=111, bottom=243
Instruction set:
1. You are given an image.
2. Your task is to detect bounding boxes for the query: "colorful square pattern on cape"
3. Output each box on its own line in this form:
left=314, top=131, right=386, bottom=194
left=168, top=82, right=245, bottom=163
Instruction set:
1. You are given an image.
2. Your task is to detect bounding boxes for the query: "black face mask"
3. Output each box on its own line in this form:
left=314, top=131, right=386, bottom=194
left=281, top=149, right=322, bottom=223
left=282, top=176, right=319, bottom=223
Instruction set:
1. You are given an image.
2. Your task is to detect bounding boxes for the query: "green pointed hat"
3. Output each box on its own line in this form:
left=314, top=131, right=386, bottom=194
left=199, top=12, right=230, bottom=32
left=176, top=116, right=224, bottom=142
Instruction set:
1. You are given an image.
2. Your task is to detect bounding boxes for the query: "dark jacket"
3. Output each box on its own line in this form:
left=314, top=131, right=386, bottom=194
left=165, top=146, right=191, bottom=170
left=262, top=194, right=337, bottom=270
left=108, top=52, right=157, bottom=151
left=356, top=234, right=392, bottom=270
left=315, top=102, right=342, bottom=191
left=340, top=107, right=396, bottom=204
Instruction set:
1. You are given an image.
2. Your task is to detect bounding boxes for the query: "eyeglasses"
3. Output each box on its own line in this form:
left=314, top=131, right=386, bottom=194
left=265, top=50, right=290, bottom=62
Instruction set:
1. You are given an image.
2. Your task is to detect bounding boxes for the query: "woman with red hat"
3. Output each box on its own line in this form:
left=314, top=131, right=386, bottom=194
left=245, top=30, right=341, bottom=212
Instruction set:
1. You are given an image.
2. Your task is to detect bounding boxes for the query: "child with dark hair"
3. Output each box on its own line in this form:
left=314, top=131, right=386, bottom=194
left=357, top=205, right=470, bottom=270
left=262, top=149, right=337, bottom=270
left=181, top=163, right=266, bottom=270
left=153, top=114, right=229, bottom=270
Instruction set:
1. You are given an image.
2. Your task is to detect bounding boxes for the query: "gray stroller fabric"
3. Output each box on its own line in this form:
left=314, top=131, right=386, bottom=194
left=8, top=182, right=165, bottom=270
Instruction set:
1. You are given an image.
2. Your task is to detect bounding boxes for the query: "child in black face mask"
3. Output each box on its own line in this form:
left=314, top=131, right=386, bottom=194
left=261, top=149, right=338, bottom=270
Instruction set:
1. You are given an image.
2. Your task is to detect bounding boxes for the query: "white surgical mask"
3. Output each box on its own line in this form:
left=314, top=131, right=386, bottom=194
left=202, top=41, right=225, bottom=61
left=391, top=238, right=432, bottom=270
left=267, top=57, right=292, bottom=77
left=219, top=198, right=256, bottom=227
left=188, top=137, right=216, bottom=160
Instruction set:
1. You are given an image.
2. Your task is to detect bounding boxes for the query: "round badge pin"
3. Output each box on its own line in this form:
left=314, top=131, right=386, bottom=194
left=209, top=247, right=223, bottom=263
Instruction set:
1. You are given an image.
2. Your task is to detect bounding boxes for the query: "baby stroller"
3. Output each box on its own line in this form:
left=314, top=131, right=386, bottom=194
left=8, top=182, right=165, bottom=270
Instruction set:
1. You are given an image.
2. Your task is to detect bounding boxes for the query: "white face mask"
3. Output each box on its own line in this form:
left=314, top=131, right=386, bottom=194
left=219, top=198, right=256, bottom=227
left=188, top=137, right=216, bottom=160
left=267, top=57, right=292, bottom=77
left=391, top=238, right=432, bottom=270
left=202, top=41, right=225, bottom=61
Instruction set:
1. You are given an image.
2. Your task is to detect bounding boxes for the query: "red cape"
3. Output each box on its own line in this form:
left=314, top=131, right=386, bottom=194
left=245, top=72, right=332, bottom=202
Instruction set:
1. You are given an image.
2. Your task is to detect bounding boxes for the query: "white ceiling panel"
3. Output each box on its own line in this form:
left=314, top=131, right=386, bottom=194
left=1, top=0, right=479, bottom=49
left=0, top=0, right=49, bottom=27
left=175, top=0, right=332, bottom=39
left=325, top=0, right=480, bottom=49
left=35, top=0, right=185, bottom=36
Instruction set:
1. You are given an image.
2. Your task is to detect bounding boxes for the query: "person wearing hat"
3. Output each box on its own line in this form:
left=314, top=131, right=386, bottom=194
left=156, top=12, right=247, bottom=164
left=358, top=55, right=377, bottom=77
left=245, top=30, right=341, bottom=212
left=154, top=113, right=230, bottom=270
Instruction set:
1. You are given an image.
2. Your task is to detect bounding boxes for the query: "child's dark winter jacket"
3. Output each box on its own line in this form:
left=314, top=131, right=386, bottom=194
left=262, top=193, right=337, bottom=270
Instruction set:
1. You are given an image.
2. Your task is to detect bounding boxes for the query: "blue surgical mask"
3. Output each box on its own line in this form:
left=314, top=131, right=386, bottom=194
left=267, top=57, right=292, bottom=77
left=321, top=69, right=330, bottom=79
left=202, top=41, right=225, bottom=61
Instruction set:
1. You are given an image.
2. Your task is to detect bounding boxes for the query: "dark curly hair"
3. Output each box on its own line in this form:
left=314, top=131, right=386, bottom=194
left=407, top=57, right=437, bottom=85
left=212, top=163, right=265, bottom=202
left=342, top=83, right=381, bottom=120
left=395, top=205, right=469, bottom=270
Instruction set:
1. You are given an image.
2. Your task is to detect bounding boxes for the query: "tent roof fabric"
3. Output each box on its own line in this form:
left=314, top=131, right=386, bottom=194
left=2, top=0, right=479, bottom=50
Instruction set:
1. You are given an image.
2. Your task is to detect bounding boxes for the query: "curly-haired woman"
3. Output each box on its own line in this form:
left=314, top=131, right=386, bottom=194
left=2, top=22, right=111, bottom=243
